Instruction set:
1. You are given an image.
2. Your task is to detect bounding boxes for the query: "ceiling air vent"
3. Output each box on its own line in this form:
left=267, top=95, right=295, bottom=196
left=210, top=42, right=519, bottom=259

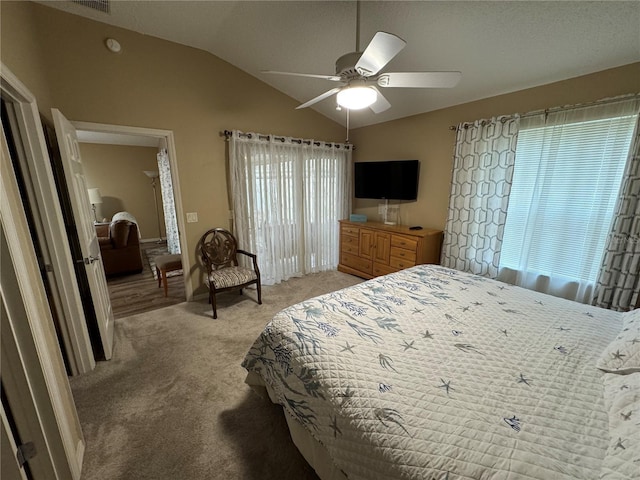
left=72, top=0, right=110, bottom=14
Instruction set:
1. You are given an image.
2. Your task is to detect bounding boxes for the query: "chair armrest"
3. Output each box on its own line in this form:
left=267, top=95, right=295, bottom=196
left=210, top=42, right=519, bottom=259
left=237, top=249, right=260, bottom=274
left=237, top=249, right=257, bottom=260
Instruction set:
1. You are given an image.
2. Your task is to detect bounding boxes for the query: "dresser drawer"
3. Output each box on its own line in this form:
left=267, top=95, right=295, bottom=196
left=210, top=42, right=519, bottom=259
left=341, top=234, right=359, bottom=247
left=389, top=256, right=416, bottom=270
left=390, top=246, right=416, bottom=263
left=341, top=252, right=372, bottom=273
left=341, top=225, right=360, bottom=236
left=341, top=242, right=359, bottom=255
left=391, top=234, right=418, bottom=251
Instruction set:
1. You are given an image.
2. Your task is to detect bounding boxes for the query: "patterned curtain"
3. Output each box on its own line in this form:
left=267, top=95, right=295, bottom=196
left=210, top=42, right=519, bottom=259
left=594, top=118, right=640, bottom=311
left=157, top=149, right=180, bottom=254
left=441, top=116, right=520, bottom=277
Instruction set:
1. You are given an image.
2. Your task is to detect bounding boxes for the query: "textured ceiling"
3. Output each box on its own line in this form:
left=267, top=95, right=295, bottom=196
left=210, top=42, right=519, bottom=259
left=38, top=1, right=640, bottom=128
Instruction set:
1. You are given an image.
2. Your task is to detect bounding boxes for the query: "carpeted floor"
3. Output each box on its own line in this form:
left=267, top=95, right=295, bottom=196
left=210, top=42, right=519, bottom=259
left=70, top=270, right=362, bottom=480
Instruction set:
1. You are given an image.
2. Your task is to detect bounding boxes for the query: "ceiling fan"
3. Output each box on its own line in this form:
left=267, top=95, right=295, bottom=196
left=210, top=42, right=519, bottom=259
left=263, top=2, right=462, bottom=113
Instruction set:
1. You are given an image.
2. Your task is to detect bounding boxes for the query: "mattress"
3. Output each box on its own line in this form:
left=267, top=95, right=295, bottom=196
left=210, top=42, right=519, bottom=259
left=242, top=265, right=625, bottom=479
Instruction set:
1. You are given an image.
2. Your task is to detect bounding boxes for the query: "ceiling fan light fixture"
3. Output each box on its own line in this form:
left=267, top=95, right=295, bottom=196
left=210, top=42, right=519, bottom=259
left=336, top=86, right=377, bottom=110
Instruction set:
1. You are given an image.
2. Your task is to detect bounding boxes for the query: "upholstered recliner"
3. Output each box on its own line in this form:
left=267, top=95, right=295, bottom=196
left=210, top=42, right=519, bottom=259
left=96, top=220, right=143, bottom=276
left=200, top=228, right=262, bottom=319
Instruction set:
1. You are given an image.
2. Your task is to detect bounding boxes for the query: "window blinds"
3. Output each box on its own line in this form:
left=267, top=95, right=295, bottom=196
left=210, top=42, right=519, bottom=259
left=500, top=100, right=638, bottom=284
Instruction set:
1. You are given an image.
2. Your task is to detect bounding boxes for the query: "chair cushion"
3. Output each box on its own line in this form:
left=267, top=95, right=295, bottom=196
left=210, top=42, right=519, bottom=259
left=155, top=254, right=182, bottom=271
left=207, top=266, right=257, bottom=289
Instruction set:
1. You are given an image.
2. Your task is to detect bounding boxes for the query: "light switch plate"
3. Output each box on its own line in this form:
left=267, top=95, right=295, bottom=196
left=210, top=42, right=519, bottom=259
left=186, top=212, right=198, bottom=223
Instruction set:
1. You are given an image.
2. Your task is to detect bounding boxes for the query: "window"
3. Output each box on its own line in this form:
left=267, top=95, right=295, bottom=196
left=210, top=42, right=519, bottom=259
left=500, top=102, right=638, bottom=296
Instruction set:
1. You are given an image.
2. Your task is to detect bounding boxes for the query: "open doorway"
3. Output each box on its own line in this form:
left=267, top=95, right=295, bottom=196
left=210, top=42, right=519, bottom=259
left=72, top=121, right=191, bottom=319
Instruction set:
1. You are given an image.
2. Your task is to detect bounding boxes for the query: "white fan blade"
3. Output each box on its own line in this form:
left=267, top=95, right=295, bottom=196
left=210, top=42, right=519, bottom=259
left=296, top=87, right=342, bottom=109
left=355, top=32, right=406, bottom=77
left=377, top=71, right=462, bottom=88
left=262, top=70, right=342, bottom=81
left=370, top=87, right=390, bottom=113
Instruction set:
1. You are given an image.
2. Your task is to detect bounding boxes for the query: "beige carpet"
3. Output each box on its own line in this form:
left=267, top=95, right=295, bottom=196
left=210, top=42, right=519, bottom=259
left=70, top=270, right=362, bottom=480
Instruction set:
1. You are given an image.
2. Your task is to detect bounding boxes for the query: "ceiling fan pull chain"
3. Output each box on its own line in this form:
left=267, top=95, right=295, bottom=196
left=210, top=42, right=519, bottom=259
left=346, top=108, right=350, bottom=143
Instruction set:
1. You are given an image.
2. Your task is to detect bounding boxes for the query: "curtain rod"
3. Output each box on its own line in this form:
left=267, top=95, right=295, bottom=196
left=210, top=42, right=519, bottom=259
left=222, top=130, right=354, bottom=150
left=448, top=92, right=640, bottom=131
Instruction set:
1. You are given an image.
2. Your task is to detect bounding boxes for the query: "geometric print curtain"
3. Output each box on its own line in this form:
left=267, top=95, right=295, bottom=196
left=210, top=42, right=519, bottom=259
left=594, top=117, right=640, bottom=311
left=157, top=149, right=180, bottom=254
left=441, top=116, right=520, bottom=278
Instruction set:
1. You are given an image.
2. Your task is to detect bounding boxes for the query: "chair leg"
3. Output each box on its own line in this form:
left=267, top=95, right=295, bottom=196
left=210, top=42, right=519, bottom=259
left=212, top=292, right=218, bottom=319
left=162, top=270, right=168, bottom=297
left=257, top=282, right=262, bottom=305
left=239, top=288, right=243, bottom=296
left=156, top=267, right=161, bottom=288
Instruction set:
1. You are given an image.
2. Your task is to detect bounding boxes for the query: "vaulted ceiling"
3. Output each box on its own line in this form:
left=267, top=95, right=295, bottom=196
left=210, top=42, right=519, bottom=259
left=38, top=1, right=640, bottom=129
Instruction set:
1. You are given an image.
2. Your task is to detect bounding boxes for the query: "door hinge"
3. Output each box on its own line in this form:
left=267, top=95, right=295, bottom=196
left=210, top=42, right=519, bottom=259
left=17, top=441, right=37, bottom=466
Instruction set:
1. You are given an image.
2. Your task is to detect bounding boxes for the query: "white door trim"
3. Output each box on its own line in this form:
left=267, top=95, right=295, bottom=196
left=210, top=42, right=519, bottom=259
left=1, top=62, right=95, bottom=375
left=1, top=111, right=85, bottom=479
left=71, top=120, right=192, bottom=300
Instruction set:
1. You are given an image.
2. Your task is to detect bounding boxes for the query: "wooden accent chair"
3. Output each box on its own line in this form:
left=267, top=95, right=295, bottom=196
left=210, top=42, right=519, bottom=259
left=200, top=228, right=262, bottom=319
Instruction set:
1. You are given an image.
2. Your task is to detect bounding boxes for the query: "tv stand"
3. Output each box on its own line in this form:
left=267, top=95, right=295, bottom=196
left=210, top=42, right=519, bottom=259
left=337, top=220, right=443, bottom=279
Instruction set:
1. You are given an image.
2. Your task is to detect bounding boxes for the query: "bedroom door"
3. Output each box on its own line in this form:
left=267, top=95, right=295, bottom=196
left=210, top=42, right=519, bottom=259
left=52, top=109, right=114, bottom=360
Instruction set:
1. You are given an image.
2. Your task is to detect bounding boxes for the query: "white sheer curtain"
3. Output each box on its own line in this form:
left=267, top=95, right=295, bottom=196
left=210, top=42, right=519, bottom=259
left=498, top=97, right=640, bottom=303
left=157, top=148, right=180, bottom=254
left=229, top=131, right=352, bottom=285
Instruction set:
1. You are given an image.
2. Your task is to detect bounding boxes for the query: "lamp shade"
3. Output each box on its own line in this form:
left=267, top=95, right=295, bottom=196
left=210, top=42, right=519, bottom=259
left=336, top=86, right=377, bottom=110
left=88, top=188, right=102, bottom=204
left=143, top=170, right=159, bottom=179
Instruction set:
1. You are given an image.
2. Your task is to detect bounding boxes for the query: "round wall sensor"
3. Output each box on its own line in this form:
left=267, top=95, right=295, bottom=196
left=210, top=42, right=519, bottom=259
left=105, top=38, right=121, bottom=53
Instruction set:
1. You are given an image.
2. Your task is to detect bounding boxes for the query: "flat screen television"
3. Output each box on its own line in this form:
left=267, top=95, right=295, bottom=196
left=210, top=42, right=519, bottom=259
left=354, top=160, right=420, bottom=200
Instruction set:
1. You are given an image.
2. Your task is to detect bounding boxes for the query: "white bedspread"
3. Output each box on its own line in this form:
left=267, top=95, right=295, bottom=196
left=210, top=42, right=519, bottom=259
left=242, top=265, right=623, bottom=479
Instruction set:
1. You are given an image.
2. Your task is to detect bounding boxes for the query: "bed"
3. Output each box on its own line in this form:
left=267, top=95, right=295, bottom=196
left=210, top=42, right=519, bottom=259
left=242, top=265, right=640, bottom=479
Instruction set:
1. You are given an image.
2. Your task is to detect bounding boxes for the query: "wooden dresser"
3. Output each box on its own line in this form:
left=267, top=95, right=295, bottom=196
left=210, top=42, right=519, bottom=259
left=338, top=220, right=443, bottom=279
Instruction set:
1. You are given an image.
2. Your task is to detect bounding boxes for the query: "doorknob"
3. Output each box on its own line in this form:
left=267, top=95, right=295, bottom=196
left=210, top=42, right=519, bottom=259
left=77, top=256, right=100, bottom=265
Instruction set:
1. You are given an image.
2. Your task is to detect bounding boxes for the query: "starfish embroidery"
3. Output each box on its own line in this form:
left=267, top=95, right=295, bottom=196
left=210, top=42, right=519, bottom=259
left=517, top=373, right=532, bottom=386
left=621, top=411, right=632, bottom=421
left=412, top=308, right=424, bottom=314
left=497, top=301, right=507, bottom=305
left=535, top=300, right=544, bottom=305
left=401, top=340, right=417, bottom=351
left=499, top=329, right=509, bottom=337
left=498, top=286, right=506, bottom=290
left=330, top=416, right=342, bottom=437
left=584, top=312, right=594, bottom=318
left=472, top=301, right=483, bottom=306
left=437, top=378, right=453, bottom=395
left=620, top=384, right=630, bottom=391
left=423, top=330, right=434, bottom=339
left=557, top=327, right=570, bottom=332
left=460, top=306, right=470, bottom=312
left=631, top=338, right=640, bottom=345
left=554, top=345, right=568, bottom=354
left=612, top=350, right=626, bottom=361
left=614, top=437, right=626, bottom=450
left=341, top=342, right=355, bottom=354
left=459, top=287, right=468, bottom=291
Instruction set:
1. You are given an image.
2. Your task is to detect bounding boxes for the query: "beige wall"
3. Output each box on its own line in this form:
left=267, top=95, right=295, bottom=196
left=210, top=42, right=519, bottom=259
left=80, top=143, right=166, bottom=240
left=350, top=63, right=640, bottom=230
left=1, top=1, right=345, bottom=297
